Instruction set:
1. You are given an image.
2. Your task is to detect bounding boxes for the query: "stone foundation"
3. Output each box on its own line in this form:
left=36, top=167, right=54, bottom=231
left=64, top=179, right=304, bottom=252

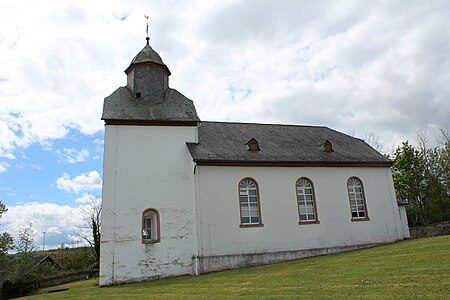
left=198, top=242, right=387, bottom=274
left=409, top=221, right=450, bottom=239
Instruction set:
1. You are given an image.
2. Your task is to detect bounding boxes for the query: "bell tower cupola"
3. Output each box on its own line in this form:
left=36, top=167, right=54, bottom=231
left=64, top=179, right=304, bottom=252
left=124, top=36, right=171, bottom=103
left=102, top=17, right=199, bottom=124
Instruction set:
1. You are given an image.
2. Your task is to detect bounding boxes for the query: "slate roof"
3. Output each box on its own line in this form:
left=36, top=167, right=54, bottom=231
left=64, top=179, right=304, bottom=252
left=187, top=122, right=391, bottom=165
left=102, top=86, right=200, bottom=122
left=125, top=39, right=170, bottom=75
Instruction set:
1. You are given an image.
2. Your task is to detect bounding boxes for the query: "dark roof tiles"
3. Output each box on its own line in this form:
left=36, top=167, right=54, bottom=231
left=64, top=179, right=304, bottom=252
left=187, top=122, right=390, bottom=164
left=102, top=86, right=200, bottom=122
left=130, top=42, right=166, bottom=67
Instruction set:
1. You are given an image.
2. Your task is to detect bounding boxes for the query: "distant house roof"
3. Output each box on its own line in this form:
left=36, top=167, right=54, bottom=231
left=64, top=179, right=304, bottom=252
left=187, top=122, right=391, bottom=166
left=102, top=87, right=200, bottom=123
left=30, top=255, right=60, bottom=271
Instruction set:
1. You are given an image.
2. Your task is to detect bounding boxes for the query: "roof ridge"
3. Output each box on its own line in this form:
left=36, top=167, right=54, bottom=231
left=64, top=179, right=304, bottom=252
left=200, top=120, right=328, bottom=128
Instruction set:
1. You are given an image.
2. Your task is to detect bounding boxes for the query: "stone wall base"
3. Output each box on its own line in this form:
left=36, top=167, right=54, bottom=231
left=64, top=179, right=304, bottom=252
left=409, top=221, right=450, bottom=239
left=198, top=242, right=390, bottom=274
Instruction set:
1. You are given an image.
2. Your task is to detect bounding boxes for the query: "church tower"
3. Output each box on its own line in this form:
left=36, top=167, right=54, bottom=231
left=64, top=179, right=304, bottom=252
left=100, top=35, right=200, bottom=285
left=125, top=37, right=170, bottom=102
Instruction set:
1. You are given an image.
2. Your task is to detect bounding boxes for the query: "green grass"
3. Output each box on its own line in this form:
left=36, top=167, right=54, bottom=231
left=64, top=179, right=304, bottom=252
left=25, top=236, right=450, bottom=299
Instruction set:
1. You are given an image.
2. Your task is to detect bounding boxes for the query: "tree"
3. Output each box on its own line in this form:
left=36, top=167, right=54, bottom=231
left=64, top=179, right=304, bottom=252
left=393, top=130, right=450, bottom=227
left=77, top=196, right=101, bottom=268
left=55, top=244, right=95, bottom=272
left=0, top=201, right=14, bottom=266
left=393, top=141, right=427, bottom=226
left=3, top=224, right=40, bottom=298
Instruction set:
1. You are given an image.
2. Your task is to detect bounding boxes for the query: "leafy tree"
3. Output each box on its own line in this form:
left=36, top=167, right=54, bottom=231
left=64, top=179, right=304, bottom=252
left=393, top=141, right=427, bottom=226
left=393, top=131, right=450, bottom=227
left=0, top=201, right=14, bottom=266
left=15, top=223, right=36, bottom=253
left=3, top=224, right=40, bottom=298
left=55, top=245, right=95, bottom=272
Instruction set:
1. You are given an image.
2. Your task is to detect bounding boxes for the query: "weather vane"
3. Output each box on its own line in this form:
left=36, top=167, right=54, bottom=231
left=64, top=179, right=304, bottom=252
left=144, top=15, right=149, bottom=41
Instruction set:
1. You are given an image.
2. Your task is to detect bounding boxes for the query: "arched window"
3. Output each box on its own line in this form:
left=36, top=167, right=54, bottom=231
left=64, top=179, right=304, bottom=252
left=142, top=208, right=160, bottom=243
left=238, top=178, right=263, bottom=227
left=296, top=178, right=319, bottom=224
left=347, top=177, right=369, bottom=221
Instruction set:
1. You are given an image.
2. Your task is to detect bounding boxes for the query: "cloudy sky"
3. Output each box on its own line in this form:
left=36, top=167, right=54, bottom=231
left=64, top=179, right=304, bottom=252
left=0, top=0, right=449, bottom=249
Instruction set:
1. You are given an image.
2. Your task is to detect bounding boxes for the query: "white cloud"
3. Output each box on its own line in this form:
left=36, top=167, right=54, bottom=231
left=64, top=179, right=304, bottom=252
left=56, top=147, right=89, bottom=164
left=56, top=171, right=102, bottom=193
left=0, top=0, right=448, bottom=162
left=67, top=234, right=83, bottom=244
left=46, top=226, right=62, bottom=235
left=0, top=202, right=86, bottom=248
left=0, top=162, right=9, bottom=173
left=74, top=193, right=100, bottom=204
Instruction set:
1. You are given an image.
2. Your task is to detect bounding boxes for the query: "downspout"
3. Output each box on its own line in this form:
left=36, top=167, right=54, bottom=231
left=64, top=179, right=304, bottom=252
left=192, top=162, right=201, bottom=276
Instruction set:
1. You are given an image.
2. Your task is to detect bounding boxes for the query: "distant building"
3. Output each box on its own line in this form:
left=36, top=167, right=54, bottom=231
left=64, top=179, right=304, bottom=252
left=99, top=36, right=410, bottom=286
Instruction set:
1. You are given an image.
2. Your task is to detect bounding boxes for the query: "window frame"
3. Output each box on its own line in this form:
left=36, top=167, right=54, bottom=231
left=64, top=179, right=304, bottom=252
left=295, top=177, right=320, bottom=224
left=141, top=208, right=161, bottom=244
left=238, top=177, right=264, bottom=228
left=346, top=177, right=370, bottom=221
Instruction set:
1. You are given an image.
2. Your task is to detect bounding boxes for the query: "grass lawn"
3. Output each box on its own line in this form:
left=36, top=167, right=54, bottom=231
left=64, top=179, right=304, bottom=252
left=25, top=236, right=450, bottom=299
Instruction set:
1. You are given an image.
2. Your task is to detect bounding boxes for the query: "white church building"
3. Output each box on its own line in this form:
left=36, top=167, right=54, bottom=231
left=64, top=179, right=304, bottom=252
left=99, top=37, right=410, bottom=286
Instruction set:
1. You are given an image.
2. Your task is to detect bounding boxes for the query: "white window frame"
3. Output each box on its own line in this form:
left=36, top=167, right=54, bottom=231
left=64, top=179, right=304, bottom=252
left=347, top=177, right=369, bottom=221
left=238, top=178, right=263, bottom=227
left=296, top=178, right=319, bottom=224
left=142, top=208, right=160, bottom=243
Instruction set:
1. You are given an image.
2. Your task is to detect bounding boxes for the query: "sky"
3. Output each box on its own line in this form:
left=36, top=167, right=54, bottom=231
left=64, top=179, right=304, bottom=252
left=0, top=0, right=449, bottom=250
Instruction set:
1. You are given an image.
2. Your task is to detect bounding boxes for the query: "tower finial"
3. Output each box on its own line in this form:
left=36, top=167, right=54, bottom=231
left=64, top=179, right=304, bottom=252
left=144, top=15, right=149, bottom=44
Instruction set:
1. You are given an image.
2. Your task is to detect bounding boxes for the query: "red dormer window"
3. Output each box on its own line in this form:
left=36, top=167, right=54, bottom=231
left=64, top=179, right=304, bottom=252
left=246, top=138, right=260, bottom=151
left=323, top=140, right=333, bottom=152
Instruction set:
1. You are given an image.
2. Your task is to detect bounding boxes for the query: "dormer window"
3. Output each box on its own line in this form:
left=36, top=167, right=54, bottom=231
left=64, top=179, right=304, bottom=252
left=246, top=138, right=260, bottom=151
left=323, top=140, right=333, bottom=152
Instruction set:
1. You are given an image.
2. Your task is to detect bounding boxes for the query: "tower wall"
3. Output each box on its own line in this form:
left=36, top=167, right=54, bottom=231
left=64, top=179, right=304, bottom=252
left=127, top=67, right=169, bottom=102
left=100, top=125, right=197, bottom=286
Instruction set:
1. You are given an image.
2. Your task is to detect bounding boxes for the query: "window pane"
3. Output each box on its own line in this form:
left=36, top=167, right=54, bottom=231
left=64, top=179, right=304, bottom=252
left=242, top=217, right=250, bottom=224
left=300, top=214, right=307, bottom=220
left=308, top=214, right=315, bottom=220
left=241, top=208, right=249, bottom=217
left=250, top=216, right=259, bottom=223
left=250, top=208, right=259, bottom=217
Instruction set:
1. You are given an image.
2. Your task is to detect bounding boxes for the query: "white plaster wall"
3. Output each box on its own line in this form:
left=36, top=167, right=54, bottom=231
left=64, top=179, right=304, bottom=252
left=398, top=205, right=411, bottom=239
left=100, top=125, right=197, bottom=286
left=195, top=166, right=407, bottom=257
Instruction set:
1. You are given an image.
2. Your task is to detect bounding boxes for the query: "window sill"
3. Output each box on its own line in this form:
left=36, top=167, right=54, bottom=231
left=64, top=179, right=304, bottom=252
left=298, top=220, right=320, bottom=225
left=351, top=217, right=370, bottom=222
left=142, top=239, right=160, bottom=244
left=240, top=223, right=264, bottom=228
